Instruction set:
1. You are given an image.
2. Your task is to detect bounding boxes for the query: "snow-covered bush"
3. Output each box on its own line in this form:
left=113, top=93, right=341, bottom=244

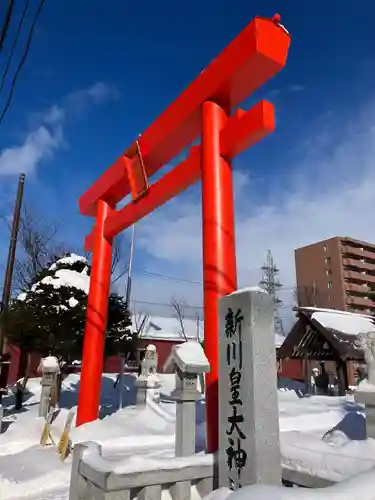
left=1, top=253, right=134, bottom=363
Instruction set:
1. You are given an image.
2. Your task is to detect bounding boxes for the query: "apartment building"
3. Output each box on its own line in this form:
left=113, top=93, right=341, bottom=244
left=295, top=236, right=375, bottom=314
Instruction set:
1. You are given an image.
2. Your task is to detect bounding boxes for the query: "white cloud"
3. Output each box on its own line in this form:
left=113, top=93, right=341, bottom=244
left=128, top=98, right=375, bottom=328
left=0, top=125, right=62, bottom=175
left=0, top=82, right=121, bottom=176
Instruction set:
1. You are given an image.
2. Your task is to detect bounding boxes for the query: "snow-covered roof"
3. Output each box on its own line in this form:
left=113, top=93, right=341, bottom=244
left=136, top=315, right=203, bottom=342
left=275, top=333, right=286, bottom=348
left=300, top=307, right=375, bottom=336
left=137, top=314, right=285, bottom=347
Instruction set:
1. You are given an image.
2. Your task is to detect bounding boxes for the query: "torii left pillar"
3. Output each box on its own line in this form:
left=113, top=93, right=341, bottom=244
left=77, top=200, right=113, bottom=424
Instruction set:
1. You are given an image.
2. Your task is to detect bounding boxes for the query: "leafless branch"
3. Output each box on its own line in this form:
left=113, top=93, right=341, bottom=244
left=133, top=310, right=149, bottom=335
left=111, top=235, right=122, bottom=275
left=14, top=205, right=67, bottom=291
left=294, top=285, right=329, bottom=308
left=195, top=313, right=200, bottom=341
left=171, top=297, right=187, bottom=341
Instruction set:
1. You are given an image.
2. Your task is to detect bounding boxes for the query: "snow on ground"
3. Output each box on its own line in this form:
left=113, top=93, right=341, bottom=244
left=206, top=467, right=375, bottom=500
left=0, top=374, right=374, bottom=499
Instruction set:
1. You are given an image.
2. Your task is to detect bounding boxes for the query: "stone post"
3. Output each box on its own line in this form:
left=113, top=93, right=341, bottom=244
left=354, top=331, right=375, bottom=439
left=39, top=356, right=60, bottom=418
left=135, top=344, right=161, bottom=406
left=218, top=287, right=281, bottom=490
left=163, top=341, right=210, bottom=457
left=355, top=387, right=375, bottom=439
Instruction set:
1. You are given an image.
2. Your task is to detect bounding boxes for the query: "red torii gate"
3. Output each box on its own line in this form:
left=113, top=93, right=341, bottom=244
left=76, top=14, right=290, bottom=453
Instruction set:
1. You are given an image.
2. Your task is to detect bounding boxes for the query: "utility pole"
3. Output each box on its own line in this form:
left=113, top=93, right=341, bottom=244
left=259, top=249, right=284, bottom=336
left=0, top=173, right=25, bottom=398
left=117, top=224, right=135, bottom=409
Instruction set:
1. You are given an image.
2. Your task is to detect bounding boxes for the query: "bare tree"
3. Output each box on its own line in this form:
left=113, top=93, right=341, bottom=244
left=196, top=313, right=201, bottom=342
left=14, top=205, right=67, bottom=292
left=195, top=312, right=205, bottom=394
left=171, top=297, right=187, bottom=341
left=112, top=234, right=124, bottom=277
left=133, top=310, right=149, bottom=336
left=294, top=285, right=329, bottom=308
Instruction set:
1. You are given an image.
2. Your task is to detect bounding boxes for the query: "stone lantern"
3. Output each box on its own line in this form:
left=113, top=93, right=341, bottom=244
left=39, top=355, right=60, bottom=418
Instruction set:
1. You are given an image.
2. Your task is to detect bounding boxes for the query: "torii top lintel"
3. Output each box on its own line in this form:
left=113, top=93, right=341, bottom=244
left=79, top=15, right=290, bottom=220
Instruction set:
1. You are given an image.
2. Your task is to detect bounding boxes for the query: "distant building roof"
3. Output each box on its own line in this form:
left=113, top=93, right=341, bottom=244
left=278, top=307, right=375, bottom=361
left=135, top=314, right=284, bottom=347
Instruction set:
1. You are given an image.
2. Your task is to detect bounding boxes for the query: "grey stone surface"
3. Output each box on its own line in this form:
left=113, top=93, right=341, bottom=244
left=170, top=480, right=191, bottom=500
left=355, top=387, right=375, bottom=439
left=138, top=484, right=162, bottom=500
left=69, top=439, right=340, bottom=499
left=218, top=288, right=281, bottom=489
left=164, top=343, right=209, bottom=457
left=135, top=376, right=161, bottom=406
left=70, top=441, right=103, bottom=500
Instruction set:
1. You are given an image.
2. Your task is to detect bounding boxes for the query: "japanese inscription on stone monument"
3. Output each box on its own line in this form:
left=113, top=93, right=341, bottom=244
left=225, top=307, right=247, bottom=490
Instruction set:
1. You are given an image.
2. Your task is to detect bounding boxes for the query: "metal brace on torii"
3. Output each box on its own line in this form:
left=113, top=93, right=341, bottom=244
left=76, top=14, right=291, bottom=454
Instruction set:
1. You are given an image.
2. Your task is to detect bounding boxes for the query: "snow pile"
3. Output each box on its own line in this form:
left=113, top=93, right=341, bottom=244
left=35, top=268, right=89, bottom=294
left=205, top=467, right=375, bottom=499
left=0, top=373, right=375, bottom=499
left=303, top=307, right=375, bottom=336
left=17, top=253, right=90, bottom=303
left=48, top=254, right=87, bottom=271
left=357, top=379, right=375, bottom=392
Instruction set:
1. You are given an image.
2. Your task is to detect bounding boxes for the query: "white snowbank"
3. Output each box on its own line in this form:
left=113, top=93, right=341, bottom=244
left=207, top=467, right=375, bottom=499
left=0, top=372, right=373, bottom=499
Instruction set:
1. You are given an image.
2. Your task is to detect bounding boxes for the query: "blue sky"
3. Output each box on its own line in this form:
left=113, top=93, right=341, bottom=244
left=1, top=1, right=375, bottom=323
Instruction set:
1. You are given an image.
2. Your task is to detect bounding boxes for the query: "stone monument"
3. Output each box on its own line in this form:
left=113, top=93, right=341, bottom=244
left=164, top=340, right=210, bottom=457
left=135, top=344, right=161, bottom=405
left=218, top=287, right=281, bottom=490
left=355, top=331, right=375, bottom=439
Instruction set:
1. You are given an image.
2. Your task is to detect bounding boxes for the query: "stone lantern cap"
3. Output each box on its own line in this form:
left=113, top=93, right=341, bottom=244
left=40, top=356, right=60, bottom=374
left=163, top=341, right=210, bottom=375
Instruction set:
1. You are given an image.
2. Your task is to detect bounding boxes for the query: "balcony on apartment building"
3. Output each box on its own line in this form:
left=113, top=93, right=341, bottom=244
left=346, top=295, right=375, bottom=308
left=345, top=282, right=369, bottom=294
left=342, top=257, right=375, bottom=272
left=341, top=245, right=375, bottom=262
left=344, top=269, right=375, bottom=284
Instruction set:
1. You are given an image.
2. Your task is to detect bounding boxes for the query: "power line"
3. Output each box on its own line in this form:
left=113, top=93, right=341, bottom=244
left=0, top=0, right=30, bottom=95
left=0, top=0, right=15, bottom=53
left=0, top=0, right=46, bottom=126
left=133, top=267, right=203, bottom=285
left=132, top=298, right=203, bottom=309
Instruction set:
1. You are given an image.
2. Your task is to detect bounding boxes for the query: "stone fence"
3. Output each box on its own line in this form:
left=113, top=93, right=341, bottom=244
left=69, top=441, right=335, bottom=500
left=69, top=441, right=215, bottom=500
